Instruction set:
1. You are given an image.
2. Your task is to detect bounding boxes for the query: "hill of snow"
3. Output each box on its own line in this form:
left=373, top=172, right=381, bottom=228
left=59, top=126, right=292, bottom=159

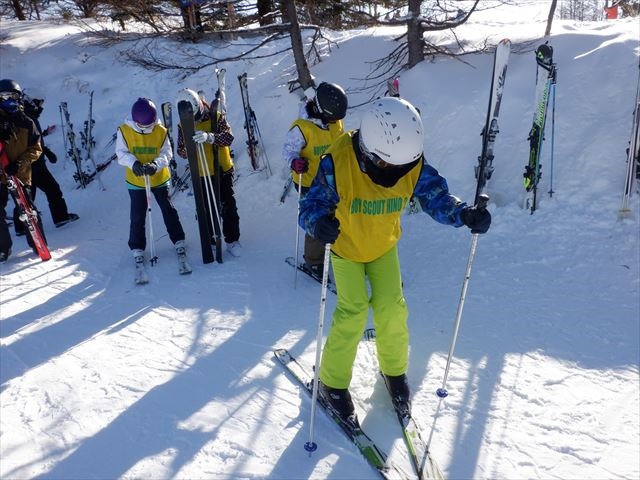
left=1, top=10, right=639, bottom=480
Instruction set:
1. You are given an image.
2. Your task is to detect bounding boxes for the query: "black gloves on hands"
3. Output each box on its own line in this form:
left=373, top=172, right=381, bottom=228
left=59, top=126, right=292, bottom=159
left=43, top=146, right=57, bottom=164
left=461, top=205, right=491, bottom=234
left=4, top=161, right=19, bottom=176
left=314, top=216, right=340, bottom=244
left=143, top=161, right=158, bottom=176
left=132, top=161, right=145, bottom=177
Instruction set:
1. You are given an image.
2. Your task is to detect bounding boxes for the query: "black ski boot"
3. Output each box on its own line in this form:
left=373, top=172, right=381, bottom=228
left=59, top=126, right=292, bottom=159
left=383, top=373, right=411, bottom=417
left=319, top=381, right=359, bottom=427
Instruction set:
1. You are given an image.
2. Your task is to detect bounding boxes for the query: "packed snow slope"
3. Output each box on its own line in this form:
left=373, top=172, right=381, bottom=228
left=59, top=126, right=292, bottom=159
left=1, top=9, right=639, bottom=480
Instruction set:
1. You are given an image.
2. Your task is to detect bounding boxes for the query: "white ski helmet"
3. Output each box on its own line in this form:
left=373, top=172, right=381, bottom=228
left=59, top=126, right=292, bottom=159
left=359, top=97, right=424, bottom=166
left=176, top=88, right=203, bottom=116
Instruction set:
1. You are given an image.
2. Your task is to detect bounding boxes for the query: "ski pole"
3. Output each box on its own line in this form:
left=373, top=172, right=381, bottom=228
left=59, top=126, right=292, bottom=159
left=304, top=242, right=332, bottom=454
left=427, top=193, right=489, bottom=452
left=293, top=173, right=302, bottom=289
left=58, top=103, right=69, bottom=171
left=548, top=67, right=557, bottom=198
left=143, top=175, right=158, bottom=266
left=196, top=142, right=223, bottom=248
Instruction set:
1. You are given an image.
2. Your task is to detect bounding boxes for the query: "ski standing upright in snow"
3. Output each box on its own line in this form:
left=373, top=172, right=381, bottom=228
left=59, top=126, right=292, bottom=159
left=59, top=101, right=91, bottom=188
left=238, top=73, right=272, bottom=176
left=474, top=38, right=511, bottom=203
left=177, top=100, right=215, bottom=264
left=523, top=42, right=557, bottom=213
left=273, top=349, right=410, bottom=480
left=161, top=101, right=189, bottom=196
left=619, top=59, right=640, bottom=218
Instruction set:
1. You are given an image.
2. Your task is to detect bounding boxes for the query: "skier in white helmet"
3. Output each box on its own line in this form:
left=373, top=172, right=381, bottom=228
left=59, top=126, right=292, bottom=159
left=299, top=96, right=491, bottom=425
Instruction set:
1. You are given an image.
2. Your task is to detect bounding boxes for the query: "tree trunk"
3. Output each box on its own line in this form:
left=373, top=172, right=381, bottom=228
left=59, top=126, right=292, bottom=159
left=257, top=0, right=275, bottom=26
left=545, top=0, right=558, bottom=37
left=11, top=0, right=26, bottom=20
left=407, top=0, right=424, bottom=68
left=284, top=0, right=314, bottom=91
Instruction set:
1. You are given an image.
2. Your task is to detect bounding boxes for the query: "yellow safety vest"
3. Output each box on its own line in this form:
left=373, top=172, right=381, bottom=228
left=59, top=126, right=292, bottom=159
left=289, top=118, right=343, bottom=188
left=330, top=132, right=422, bottom=263
left=194, top=115, right=233, bottom=177
left=119, top=123, right=171, bottom=188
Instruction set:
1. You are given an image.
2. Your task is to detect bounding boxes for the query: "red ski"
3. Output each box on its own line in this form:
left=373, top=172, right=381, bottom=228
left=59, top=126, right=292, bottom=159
left=1, top=143, right=51, bottom=261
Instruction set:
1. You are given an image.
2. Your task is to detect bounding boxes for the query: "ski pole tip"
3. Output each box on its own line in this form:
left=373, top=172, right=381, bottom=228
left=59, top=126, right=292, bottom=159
left=304, top=441, right=317, bottom=453
left=436, top=388, right=449, bottom=399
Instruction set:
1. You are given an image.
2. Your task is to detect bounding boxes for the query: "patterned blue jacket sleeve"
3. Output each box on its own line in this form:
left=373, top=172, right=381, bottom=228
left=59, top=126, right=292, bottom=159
left=299, top=154, right=339, bottom=236
left=414, top=163, right=467, bottom=227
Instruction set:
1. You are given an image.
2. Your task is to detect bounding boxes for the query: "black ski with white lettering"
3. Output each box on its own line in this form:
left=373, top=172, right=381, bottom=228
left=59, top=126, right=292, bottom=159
left=285, top=256, right=336, bottom=294
left=363, top=329, right=444, bottom=480
left=273, top=349, right=409, bottom=480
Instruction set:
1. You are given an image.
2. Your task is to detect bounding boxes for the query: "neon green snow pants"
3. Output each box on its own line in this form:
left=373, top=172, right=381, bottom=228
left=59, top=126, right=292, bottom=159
left=319, top=245, right=409, bottom=389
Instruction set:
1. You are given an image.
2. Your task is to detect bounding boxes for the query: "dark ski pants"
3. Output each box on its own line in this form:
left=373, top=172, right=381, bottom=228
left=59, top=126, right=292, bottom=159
left=1, top=182, right=45, bottom=254
left=128, top=186, right=185, bottom=252
left=31, top=158, right=70, bottom=224
left=200, top=169, right=240, bottom=244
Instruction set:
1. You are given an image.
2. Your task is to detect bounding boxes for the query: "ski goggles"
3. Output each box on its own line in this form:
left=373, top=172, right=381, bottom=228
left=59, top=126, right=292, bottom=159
left=359, top=135, right=397, bottom=169
left=0, top=92, right=21, bottom=102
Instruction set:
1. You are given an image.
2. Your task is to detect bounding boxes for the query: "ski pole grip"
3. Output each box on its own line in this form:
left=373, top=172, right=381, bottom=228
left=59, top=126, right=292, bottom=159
left=476, top=193, right=489, bottom=211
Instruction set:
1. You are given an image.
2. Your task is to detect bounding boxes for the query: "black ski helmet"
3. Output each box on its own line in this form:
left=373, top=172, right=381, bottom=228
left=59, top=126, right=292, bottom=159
left=0, top=79, right=22, bottom=94
left=131, top=97, right=157, bottom=126
left=314, top=82, right=347, bottom=122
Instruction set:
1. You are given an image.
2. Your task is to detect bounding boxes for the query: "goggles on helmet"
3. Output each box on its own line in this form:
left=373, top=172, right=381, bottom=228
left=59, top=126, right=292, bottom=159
left=0, top=92, right=21, bottom=102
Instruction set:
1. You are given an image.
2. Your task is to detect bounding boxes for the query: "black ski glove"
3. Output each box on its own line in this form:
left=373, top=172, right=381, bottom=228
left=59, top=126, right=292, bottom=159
left=4, top=161, right=19, bottom=176
left=143, top=161, right=158, bottom=176
left=314, top=215, right=340, bottom=244
left=461, top=205, right=491, bottom=234
left=43, top=146, right=57, bottom=164
left=132, top=161, right=145, bottom=177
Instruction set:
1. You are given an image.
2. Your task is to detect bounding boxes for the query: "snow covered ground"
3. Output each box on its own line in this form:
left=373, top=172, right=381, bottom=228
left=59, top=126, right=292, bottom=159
left=1, top=6, right=639, bottom=480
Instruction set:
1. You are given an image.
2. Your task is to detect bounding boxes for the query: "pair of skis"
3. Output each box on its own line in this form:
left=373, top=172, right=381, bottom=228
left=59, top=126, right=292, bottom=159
left=177, top=68, right=226, bottom=265
left=619, top=60, right=640, bottom=218
left=238, top=72, right=272, bottom=176
left=273, top=329, right=444, bottom=480
left=59, top=92, right=106, bottom=189
left=523, top=43, right=557, bottom=213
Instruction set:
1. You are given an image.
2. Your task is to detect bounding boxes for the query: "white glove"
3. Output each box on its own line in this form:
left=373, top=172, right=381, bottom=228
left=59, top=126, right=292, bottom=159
left=193, top=131, right=214, bottom=144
